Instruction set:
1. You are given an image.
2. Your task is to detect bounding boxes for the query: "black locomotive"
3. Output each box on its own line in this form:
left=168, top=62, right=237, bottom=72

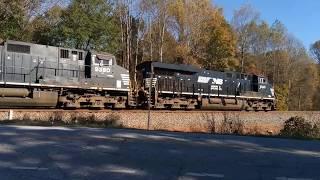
left=0, top=40, right=275, bottom=111
left=136, top=61, right=275, bottom=111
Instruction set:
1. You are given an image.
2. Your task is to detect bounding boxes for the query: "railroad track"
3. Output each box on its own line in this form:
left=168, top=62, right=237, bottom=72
left=0, top=108, right=309, bottom=113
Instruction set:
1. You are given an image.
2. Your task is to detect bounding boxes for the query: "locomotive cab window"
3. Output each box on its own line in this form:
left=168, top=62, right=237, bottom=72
left=102, top=59, right=112, bottom=66
left=94, top=58, right=100, bottom=64
left=60, top=49, right=69, bottom=58
left=78, top=52, right=83, bottom=60
left=94, top=57, right=112, bottom=66
left=259, top=77, right=266, bottom=84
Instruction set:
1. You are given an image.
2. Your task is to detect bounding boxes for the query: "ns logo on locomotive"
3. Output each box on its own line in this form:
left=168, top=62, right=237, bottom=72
left=0, top=40, right=275, bottom=111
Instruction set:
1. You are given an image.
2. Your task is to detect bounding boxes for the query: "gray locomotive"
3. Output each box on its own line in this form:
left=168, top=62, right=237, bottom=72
left=0, top=40, right=276, bottom=111
left=0, top=40, right=130, bottom=108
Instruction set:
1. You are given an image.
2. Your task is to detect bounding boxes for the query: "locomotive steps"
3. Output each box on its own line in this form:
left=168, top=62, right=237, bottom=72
left=0, top=109, right=319, bottom=136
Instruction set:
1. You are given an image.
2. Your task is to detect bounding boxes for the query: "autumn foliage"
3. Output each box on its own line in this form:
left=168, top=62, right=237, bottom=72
left=1, top=0, right=319, bottom=110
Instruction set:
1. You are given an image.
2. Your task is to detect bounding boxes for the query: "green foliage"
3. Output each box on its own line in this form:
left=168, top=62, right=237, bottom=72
left=59, top=0, right=120, bottom=52
left=28, top=0, right=121, bottom=53
left=30, top=5, right=64, bottom=45
left=280, top=116, right=320, bottom=139
left=0, top=0, right=26, bottom=40
left=274, top=84, right=289, bottom=111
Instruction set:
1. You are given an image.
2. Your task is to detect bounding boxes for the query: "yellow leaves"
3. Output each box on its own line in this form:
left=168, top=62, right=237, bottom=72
left=174, top=43, right=191, bottom=63
left=275, top=84, right=289, bottom=111
left=227, top=57, right=240, bottom=71
left=165, top=0, right=237, bottom=70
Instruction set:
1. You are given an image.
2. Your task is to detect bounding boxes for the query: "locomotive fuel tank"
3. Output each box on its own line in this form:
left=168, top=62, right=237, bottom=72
left=0, top=90, right=58, bottom=107
left=0, top=88, right=29, bottom=97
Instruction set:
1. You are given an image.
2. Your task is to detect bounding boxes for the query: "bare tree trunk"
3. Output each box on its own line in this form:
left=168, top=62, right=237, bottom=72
left=241, top=46, right=245, bottom=73
left=126, top=6, right=130, bottom=69
left=119, top=10, right=125, bottom=66
left=159, top=19, right=165, bottom=63
left=134, top=15, right=143, bottom=88
left=149, top=16, right=153, bottom=61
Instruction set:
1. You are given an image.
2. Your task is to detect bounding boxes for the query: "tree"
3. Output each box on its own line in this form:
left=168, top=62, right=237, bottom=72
left=275, top=84, right=289, bottom=111
left=204, top=9, right=236, bottom=70
left=310, top=40, right=320, bottom=64
left=0, top=0, right=46, bottom=41
left=59, top=0, right=120, bottom=52
left=231, top=4, right=260, bottom=72
left=30, top=5, right=64, bottom=45
left=167, top=0, right=236, bottom=68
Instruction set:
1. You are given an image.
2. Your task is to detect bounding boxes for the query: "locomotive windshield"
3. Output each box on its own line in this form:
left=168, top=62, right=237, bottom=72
left=94, top=56, right=113, bottom=66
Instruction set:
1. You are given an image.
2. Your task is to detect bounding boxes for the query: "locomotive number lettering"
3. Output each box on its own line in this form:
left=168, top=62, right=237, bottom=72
left=95, top=67, right=111, bottom=73
left=211, top=85, right=222, bottom=90
left=259, top=85, right=266, bottom=89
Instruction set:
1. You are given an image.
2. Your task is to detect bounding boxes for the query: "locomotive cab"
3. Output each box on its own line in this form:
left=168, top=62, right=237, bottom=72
left=250, top=75, right=274, bottom=98
left=84, top=51, right=130, bottom=90
left=86, top=52, right=114, bottom=78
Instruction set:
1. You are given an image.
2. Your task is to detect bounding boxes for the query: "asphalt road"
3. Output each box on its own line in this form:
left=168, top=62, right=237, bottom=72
left=0, top=125, right=319, bottom=180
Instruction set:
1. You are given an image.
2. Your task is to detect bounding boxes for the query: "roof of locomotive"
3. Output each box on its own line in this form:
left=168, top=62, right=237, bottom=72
left=4, top=40, right=88, bottom=53
left=136, top=61, right=201, bottom=73
left=137, top=61, right=270, bottom=79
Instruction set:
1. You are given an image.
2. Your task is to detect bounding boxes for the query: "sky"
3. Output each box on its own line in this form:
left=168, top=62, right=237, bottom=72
left=213, top=0, right=320, bottom=49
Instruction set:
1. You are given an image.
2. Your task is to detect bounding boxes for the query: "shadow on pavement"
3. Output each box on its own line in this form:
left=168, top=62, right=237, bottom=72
left=0, top=125, right=319, bottom=180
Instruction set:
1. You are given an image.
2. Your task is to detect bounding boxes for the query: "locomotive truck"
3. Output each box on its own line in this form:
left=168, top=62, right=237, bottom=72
left=0, top=40, right=275, bottom=111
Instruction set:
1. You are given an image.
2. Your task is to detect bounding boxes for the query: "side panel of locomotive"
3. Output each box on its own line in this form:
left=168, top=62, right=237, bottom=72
left=136, top=61, right=275, bottom=111
left=0, top=40, right=130, bottom=109
left=0, top=40, right=86, bottom=87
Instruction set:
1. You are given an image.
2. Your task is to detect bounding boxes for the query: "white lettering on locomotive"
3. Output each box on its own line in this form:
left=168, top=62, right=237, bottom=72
left=259, top=85, right=266, bottom=89
left=197, top=76, right=223, bottom=85
left=210, top=85, right=222, bottom=91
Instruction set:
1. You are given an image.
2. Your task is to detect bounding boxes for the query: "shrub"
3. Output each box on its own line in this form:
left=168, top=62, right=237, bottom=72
left=0, top=111, right=123, bottom=129
left=76, top=114, right=96, bottom=126
left=220, top=113, right=244, bottom=135
left=48, top=112, right=64, bottom=125
left=68, top=113, right=122, bottom=128
left=102, top=114, right=122, bottom=128
left=280, top=116, right=320, bottom=139
left=202, top=113, right=216, bottom=133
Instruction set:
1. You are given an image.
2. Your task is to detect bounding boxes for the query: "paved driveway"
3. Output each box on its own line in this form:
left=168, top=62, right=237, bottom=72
left=0, top=125, right=319, bottom=180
